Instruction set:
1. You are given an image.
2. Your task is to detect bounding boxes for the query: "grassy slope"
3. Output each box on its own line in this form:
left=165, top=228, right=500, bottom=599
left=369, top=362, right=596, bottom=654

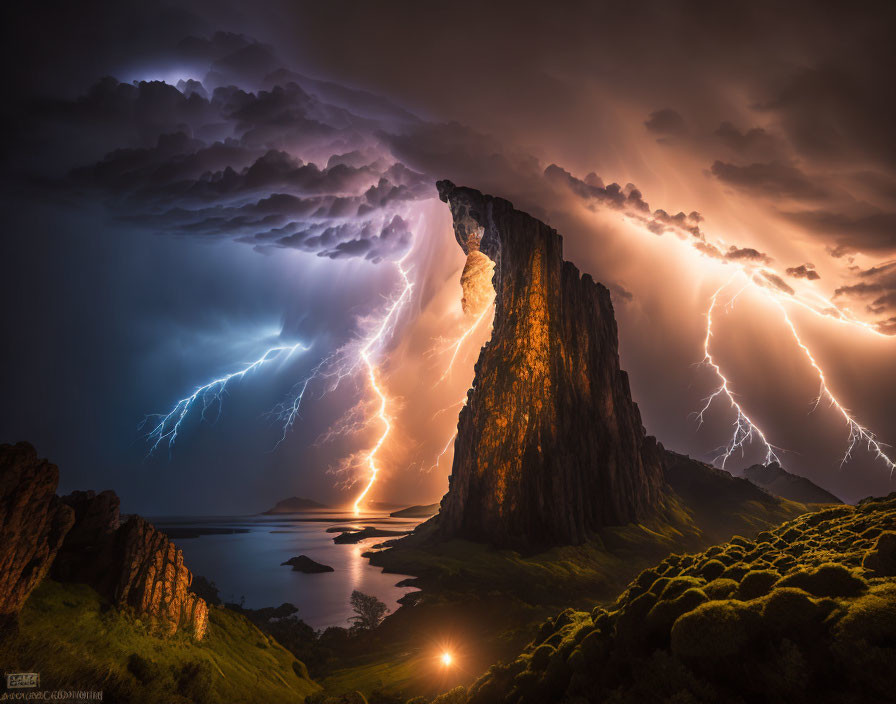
left=1, top=580, right=320, bottom=704
left=460, top=494, right=896, bottom=704
left=319, top=492, right=811, bottom=701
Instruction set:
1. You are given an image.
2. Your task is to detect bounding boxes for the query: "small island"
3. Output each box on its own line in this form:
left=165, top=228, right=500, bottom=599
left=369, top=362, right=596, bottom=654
left=280, top=555, right=334, bottom=573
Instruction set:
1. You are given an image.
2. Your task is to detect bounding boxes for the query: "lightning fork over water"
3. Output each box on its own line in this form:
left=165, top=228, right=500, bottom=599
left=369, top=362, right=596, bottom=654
left=142, top=341, right=309, bottom=456
left=351, top=254, right=415, bottom=513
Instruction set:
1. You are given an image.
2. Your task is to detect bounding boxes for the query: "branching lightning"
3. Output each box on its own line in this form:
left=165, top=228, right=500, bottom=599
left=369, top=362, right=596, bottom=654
left=144, top=243, right=417, bottom=514
left=265, top=254, right=416, bottom=514
left=142, top=341, right=309, bottom=456
left=694, top=267, right=894, bottom=475
left=351, top=255, right=414, bottom=513
left=773, top=299, right=896, bottom=474
left=435, top=305, right=492, bottom=384
left=696, top=279, right=782, bottom=468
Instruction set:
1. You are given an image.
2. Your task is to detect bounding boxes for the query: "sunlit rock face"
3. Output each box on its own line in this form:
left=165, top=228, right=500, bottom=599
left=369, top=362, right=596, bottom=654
left=436, top=181, right=665, bottom=547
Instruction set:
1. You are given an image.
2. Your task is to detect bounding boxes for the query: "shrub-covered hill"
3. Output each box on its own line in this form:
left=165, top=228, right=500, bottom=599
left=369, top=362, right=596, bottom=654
left=460, top=494, right=896, bottom=704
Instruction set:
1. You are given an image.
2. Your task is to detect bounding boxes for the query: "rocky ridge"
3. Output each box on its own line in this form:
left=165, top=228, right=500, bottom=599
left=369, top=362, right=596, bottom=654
left=740, top=462, right=843, bottom=505
left=1, top=442, right=207, bottom=639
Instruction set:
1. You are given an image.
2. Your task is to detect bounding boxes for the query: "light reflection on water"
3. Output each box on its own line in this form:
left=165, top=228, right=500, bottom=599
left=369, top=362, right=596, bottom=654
left=151, top=509, right=422, bottom=630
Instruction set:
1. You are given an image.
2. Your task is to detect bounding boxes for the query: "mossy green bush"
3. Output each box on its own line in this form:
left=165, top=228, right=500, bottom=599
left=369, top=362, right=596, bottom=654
left=703, top=577, right=738, bottom=599
left=736, top=569, right=780, bottom=600
left=462, top=493, right=896, bottom=704
left=775, top=562, right=867, bottom=598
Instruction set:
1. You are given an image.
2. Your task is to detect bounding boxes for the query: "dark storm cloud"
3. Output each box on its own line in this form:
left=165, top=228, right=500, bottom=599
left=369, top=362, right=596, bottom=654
left=786, top=264, right=820, bottom=280
left=23, top=69, right=437, bottom=263
left=645, top=109, right=687, bottom=138
left=692, top=241, right=724, bottom=259
left=715, top=122, right=782, bottom=160
left=833, top=261, right=896, bottom=332
left=546, top=165, right=713, bottom=243
left=608, top=282, right=634, bottom=304
left=545, top=165, right=668, bottom=223
left=724, top=246, right=773, bottom=265
left=757, top=61, right=896, bottom=168
left=782, top=209, right=896, bottom=257
left=710, top=161, right=828, bottom=200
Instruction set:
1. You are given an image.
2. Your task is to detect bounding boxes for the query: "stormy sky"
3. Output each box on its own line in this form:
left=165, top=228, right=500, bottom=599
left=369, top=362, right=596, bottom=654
left=2, top=0, right=894, bottom=512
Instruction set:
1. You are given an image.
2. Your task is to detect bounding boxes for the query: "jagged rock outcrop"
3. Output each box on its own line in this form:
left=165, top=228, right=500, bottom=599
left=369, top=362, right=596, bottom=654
left=739, top=463, right=843, bottom=505
left=436, top=181, right=665, bottom=547
left=53, top=490, right=208, bottom=638
left=0, top=443, right=74, bottom=625
left=1, top=444, right=207, bottom=639
left=111, top=516, right=209, bottom=639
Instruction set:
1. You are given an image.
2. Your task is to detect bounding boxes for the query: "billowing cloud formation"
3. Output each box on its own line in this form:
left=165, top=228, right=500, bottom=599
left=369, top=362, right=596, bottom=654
left=544, top=164, right=703, bottom=239
left=834, top=261, right=896, bottom=331
left=35, top=75, right=435, bottom=263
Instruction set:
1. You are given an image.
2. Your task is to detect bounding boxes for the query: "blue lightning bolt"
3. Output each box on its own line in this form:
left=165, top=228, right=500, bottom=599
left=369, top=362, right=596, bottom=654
left=142, top=340, right=309, bottom=456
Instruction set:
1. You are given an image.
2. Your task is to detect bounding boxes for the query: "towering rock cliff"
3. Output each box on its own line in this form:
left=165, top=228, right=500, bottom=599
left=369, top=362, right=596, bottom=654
left=436, top=181, right=665, bottom=547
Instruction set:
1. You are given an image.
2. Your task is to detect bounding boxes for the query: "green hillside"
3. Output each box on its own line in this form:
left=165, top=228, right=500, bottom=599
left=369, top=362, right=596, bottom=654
left=0, top=580, right=320, bottom=704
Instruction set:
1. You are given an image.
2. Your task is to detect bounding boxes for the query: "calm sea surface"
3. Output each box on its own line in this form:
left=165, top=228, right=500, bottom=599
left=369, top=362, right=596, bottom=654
left=150, top=509, right=423, bottom=630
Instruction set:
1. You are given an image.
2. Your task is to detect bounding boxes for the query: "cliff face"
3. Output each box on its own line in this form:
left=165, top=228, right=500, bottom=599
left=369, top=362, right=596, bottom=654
left=53, top=490, right=209, bottom=639
left=436, top=181, right=665, bottom=547
left=0, top=443, right=207, bottom=639
left=111, top=516, right=209, bottom=639
left=0, top=443, right=74, bottom=624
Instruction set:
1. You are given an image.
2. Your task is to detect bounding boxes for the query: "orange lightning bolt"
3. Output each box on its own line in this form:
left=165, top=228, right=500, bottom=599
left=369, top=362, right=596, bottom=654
left=352, top=255, right=414, bottom=514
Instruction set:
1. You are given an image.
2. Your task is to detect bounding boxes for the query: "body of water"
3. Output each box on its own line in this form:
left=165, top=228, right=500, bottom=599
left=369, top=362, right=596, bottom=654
left=150, top=509, right=423, bottom=630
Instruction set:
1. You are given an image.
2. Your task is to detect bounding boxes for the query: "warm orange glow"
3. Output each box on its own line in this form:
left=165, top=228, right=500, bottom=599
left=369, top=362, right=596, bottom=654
left=695, top=270, right=895, bottom=475
left=619, top=209, right=894, bottom=474
left=437, top=305, right=492, bottom=383
left=440, top=652, right=453, bottom=667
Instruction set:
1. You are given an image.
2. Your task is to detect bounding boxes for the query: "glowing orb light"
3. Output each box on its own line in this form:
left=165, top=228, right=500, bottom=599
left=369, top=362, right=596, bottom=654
left=441, top=652, right=453, bottom=667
